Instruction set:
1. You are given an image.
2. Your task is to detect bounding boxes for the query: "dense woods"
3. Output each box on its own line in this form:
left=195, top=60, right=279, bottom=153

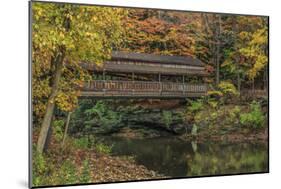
left=31, top=2, right=268, bottom=187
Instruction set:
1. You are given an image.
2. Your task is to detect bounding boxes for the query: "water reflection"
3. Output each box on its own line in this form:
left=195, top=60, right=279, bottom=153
left=98, top=136, right=268, bottom=177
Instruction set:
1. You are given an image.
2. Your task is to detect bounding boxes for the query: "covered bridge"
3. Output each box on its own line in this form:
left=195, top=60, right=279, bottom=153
left=79, top=51, right=208, bottom=98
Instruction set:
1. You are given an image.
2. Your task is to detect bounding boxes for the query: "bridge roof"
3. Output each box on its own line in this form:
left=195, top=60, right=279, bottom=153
left=111, top=51, right=205, bottom=67
left=79, top=51, right=207, bottom=76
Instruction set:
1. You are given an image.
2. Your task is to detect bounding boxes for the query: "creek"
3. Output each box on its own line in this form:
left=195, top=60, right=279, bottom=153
left=97, top=135, right=268, bottom=177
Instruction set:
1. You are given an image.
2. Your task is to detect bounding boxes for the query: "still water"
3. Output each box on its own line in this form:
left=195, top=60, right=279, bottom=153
left=98, top=136, right=268, bottom=177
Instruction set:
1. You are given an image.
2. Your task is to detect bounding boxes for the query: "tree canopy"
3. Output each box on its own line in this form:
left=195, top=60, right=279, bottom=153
left=32, top=2, right=126, bottom=121
left=32, top=2, right=126, bottom=153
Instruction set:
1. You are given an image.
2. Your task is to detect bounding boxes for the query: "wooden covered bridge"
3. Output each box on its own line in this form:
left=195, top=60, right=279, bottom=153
left=79, top=51, right=208, bottom=98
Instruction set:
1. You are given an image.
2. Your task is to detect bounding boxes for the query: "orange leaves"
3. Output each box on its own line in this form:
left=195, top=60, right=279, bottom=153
left=122, top=9, right=199, bottom=56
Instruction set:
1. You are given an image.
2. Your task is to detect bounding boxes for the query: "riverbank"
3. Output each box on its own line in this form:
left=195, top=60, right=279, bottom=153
left=74, top=99, right=268, bottom=141
left=89, top=149, right=165, bottom=183
left=95, top=134, right=268, bottom=177
left=179, top=127, right=268, bottom=143
left=107, top=125, right=268, bottom=143
left=32, top=132, right=164, bottom=187
left=32, top=97, right=268, bottom=186
left=32, top=120, right=268, bottom=187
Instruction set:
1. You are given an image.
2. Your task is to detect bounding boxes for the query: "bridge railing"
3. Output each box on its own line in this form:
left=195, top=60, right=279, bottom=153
left=81, top=80, right=207, bottom=94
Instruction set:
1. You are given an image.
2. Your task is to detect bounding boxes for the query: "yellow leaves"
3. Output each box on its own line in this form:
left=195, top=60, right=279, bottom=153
left=218, top=81, right=239, bottom=97
left=59, top=31, right=65, bottom=38
left=233, top=18, right=268, bottom=81
left=33, top=5, right=43, bottom=21
left=95, top=60, right=103, bottom=67
left=55, top=91, right=78, bottom=112
left=221, top=59, right=232, bottom=68
left=91, top=16, right=97, bottom=22
left=207, top=90, right=223, bottom=97
left=37, top=9, right=42, bottom=17
left=250, top=28, right=268, bottom=46
left=208, top=81, right=239, bottom=98
left=239, top=31, right=250, bottom=41
left=84, top=32, right=97, bottom=38
left=31, top=2, right=125, bottom=124
left=247, top=54, right=268, bottom=80
left=33, top=101, right=47, bottom=122
left=66, top=13, right=73, bottom=21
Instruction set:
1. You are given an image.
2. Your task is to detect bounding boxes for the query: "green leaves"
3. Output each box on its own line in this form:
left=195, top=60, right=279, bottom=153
left=240, top=101, right=265, bottom=129
left=81, top=101, right=122, bottom=133
left=188, top=99, right=204, bottom=113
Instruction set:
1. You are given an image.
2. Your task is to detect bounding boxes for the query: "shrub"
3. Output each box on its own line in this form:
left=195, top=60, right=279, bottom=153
left=188, top=99, right=204, bottom=113
left=84, top=101, right=122, bottom=133
left=218, top=81, right=239, bottom=97
left=73, top=137, right=90, bottom=149
left=194, top=111, right=204, bottom=124
left=210, top=112, right=218, bottom=121
left=207, top=81, right=239, bottom=103
left=57, top=160, right=77, bottom=184
left=32, top=149, right=48, bottom=186
left=80, top=160, right=91, bottom=183
left=207, top=98, right=219, bottom=109
left=53, top=119, right=65, bottom=141
left=32, top=144, right=93, bottom=186
left=207, top=90, right=223, bottom=97
left=95, top=143, right=112, bottom=154
left=226, top=106, right=241, bottom=124
left=240, top=101, right=265, bottom=129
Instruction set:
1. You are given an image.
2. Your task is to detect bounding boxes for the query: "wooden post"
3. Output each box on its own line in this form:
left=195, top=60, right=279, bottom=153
left=88, top=80, right=90, bottom=89
left=103, top=70, right=106, bottom=95
left=132, top=72, right=135, bottom=95
left=62, top=112, right=72, bottom=147
left=159, top=73, right=162, bottom=95
left=182, top=75, right=185, bottom=95
left=103, top=70, right=105, bottom=80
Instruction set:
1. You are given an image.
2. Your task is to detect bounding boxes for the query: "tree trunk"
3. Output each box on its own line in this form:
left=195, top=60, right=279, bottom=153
left=252, top=79, right=255, bottom=92
left=37, top=49, right=65, bottom=153
left=215, top=15, right=221, bottom=85
left=201, top=14, right=217, bottom=85
left=232, top=17, right=241, bottom=93
left=237, top=73, right=241, bottom=93
left=264, top=65, right=268, bottom=91
left=44, top=117, right=54, bottom=152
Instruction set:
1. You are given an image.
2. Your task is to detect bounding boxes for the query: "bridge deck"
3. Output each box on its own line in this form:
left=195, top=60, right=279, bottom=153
left=80, top=80, right=207, bottom=98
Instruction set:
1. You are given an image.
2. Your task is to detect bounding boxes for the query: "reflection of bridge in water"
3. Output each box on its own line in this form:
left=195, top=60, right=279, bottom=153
left=79, top=51, right=209, bottom=98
